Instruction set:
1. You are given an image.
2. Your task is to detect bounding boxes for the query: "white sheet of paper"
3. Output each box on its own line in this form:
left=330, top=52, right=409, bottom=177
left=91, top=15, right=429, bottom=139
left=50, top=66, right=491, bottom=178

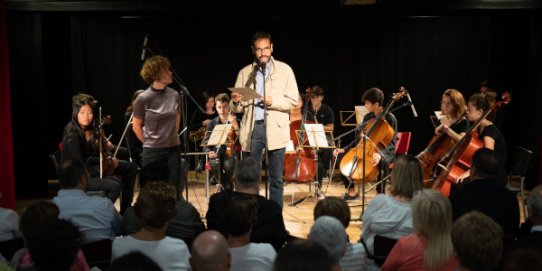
left=228, top=87, right=262, bottom=101
left=206, top=124, right=232, bottom=146
left=303, top=124, right=329, bottom=148
left=285, top=140, right=295, bottom=153
left=355, top=105, right=369, bottom=125
left=434, top=111, right=445, bottom=120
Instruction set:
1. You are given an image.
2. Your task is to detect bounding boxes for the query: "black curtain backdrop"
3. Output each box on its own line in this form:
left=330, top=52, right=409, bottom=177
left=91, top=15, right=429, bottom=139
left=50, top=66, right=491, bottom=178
left=7, top=7, right=542, bottom=197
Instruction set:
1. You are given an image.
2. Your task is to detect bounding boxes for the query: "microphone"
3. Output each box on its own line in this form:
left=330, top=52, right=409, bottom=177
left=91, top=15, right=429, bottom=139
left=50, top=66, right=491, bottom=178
left=405, top=90, right=418, bottom=118
left=258, top=59, right=266, bottom=73
left=140, top=34, right=148, bottom=61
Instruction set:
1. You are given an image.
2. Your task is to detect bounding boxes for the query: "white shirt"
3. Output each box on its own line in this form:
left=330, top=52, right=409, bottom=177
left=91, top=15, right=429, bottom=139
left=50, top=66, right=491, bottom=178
left=112, top=235, right=190, bottom=271
left=229, top=243, right=276, bottom=271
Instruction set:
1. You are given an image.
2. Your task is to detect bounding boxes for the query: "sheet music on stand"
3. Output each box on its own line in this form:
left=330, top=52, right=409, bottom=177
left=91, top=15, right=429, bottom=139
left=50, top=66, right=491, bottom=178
left=355, top=105, right=369, bottom=126
left=228, top=87, right=262, bottom=101
left=201, top=124, right=234, bottom=147
left=339, top=106, right=368, bottom=127
left=430, top=111, right=445, bottom=128
left=300, top=124, right=336, bottom=149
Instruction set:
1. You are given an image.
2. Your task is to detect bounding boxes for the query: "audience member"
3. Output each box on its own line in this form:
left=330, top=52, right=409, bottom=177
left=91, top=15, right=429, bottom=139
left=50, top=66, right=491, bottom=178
left=109, top=251, right=162, bottom=271
left=308, top=216, right=348, bottom=271
left=506, top=184, right=542, bottom=253
left=502, top=248, right=542, bottom=271
left=124, top=160, right=205, bottom=248
left=206, top=157, right=288, bottom=250
left=0, top=192, right=20, bottom=241
left=361, top=154, right=423, bottom=268
left=112, top=181, right=190, bottom=271
left=314, top=197, right=366, bottom=271
left=190, top=230, right=231, bottom=271
left=381, top=189, right=458, bottom=271
left=22, top=219, right=81, bottom=271
left=14, top=201, right=90, bottom=271
left=52, top=159, right=121, bottom=243
left=273, top=239, right=333, bottom=271
left=226, top=195, right=275, bottom=271
left=452, top=211, right=504, bottom=271
left=449, top=148, right=519, bottom=239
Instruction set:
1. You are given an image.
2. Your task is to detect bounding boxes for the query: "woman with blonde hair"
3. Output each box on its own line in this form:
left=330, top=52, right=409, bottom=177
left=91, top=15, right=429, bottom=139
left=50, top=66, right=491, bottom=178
left=360, top=154, right=423, bottom=269
left=381, top=189, right=458, bottom=270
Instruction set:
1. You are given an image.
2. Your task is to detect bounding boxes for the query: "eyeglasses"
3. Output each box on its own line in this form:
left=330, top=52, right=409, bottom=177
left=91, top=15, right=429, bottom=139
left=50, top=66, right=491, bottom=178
left=441, top=101, right=453, bottom=106
left=254, top=47, right=271, bottom=53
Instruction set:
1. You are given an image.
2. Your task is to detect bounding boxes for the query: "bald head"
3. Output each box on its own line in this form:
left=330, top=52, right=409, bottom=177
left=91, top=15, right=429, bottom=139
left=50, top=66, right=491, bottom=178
left=190, top=230, right=231, bottom=271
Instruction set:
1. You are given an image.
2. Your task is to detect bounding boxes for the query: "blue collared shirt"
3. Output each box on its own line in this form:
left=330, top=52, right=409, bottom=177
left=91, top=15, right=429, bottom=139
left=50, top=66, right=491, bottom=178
left=254, top=60, right=272, bottom=121
left=53, top=189, right=122, bottom=243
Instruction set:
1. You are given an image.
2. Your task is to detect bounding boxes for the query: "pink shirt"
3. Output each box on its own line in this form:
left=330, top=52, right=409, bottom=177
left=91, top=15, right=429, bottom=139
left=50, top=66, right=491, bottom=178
left=21, top=249, right=90, bottom=271
left=380, top=234, right=458, bottom=271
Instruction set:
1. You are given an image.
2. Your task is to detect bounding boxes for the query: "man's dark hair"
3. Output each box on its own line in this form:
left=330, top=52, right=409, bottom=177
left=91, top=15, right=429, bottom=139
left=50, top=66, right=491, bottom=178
left=361, top=87, right=384, bottom=106
left=471, top=148, right=499, bottom=178
left=224, top=195, right=258, bottom=237
left=109, top=251, right=162, bottom=271
left=215, top=93, right=231, bottom=104
left=139, top=159, right=169, bottom=188
left=274, top=239, right=333, bottom=271
left=251, top=31, right=272, bottom=45
left=310, top=85, right=325, bottom=96
left=58, top=159, right=88, bottom=188
left=234, top=156, right=261, bottom=188
left=27, top=219, right=81, bottom=271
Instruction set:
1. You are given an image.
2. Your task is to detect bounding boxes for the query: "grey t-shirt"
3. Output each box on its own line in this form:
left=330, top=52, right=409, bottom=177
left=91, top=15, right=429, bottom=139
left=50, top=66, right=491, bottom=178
left=133, top=87, right=181, bottom=148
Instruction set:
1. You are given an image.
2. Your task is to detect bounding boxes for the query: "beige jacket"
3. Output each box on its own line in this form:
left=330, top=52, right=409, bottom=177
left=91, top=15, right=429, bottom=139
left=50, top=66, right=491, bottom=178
left=231, top=58, right=299, bottom=151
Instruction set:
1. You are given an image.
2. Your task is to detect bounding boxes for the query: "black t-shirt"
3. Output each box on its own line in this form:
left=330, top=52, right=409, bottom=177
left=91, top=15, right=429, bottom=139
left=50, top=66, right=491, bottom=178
left=480, top=124, right=507, bottom=167
left=439, top=117, right=470, bottom=134
left=305, top=103, right=334, bottom=126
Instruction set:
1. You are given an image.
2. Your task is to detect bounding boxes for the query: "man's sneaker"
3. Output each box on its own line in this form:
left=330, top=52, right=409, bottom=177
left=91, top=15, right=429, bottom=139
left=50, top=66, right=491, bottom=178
left=316, top=191, right=325, bottom=200
left=342, top=193, right=359, bottom=201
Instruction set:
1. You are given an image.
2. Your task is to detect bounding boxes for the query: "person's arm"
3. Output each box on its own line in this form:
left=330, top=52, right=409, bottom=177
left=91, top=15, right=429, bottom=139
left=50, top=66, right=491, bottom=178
left=132, top=117, right=144, bottom=143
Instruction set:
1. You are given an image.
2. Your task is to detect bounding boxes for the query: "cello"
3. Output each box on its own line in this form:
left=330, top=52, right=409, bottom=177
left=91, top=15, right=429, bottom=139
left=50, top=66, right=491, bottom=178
left=283, top=92, right=317, bottom=182
left=432, top=92, right=511, bottom=196
left=339, top=88, right=405, bottom=183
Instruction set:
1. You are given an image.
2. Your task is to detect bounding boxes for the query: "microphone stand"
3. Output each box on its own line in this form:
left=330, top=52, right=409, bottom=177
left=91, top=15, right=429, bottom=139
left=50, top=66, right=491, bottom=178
left=261, top=62, right=270, bottom=199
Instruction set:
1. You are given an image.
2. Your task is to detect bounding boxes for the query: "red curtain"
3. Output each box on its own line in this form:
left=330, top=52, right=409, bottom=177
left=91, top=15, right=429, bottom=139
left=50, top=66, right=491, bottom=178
left=0, top=0, right=16, bottom=209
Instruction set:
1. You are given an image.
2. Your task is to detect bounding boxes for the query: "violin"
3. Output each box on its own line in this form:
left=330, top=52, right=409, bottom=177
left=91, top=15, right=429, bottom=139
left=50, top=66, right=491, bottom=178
left=94, top=109, right=117, bottom=178
left=339, top=88, right=406, bottom=183
left=283, top=91, right=317, bottom=182
left=432, top=92, right=511, bottom=196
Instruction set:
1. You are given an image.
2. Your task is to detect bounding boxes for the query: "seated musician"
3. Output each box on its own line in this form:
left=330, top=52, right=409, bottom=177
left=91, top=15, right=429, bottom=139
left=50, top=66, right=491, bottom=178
left=202, top=93, right=239, bottom=191
left=456, top=92, right=507, bottom=185
left=333, top=87, right=397, bottom=200
left=189, top=91, right=218, bottom=171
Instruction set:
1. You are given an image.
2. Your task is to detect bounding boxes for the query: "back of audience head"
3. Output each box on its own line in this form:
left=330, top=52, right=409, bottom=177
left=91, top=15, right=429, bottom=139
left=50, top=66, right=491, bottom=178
left=273, top=239, right=333, bottom=271
left=224, top=195, right=258, bottom=238
left=390, top=154, right=423, bottom=199
left=233, top=157, right=261, bottom=190
left=313, top=196, right=350, bottom=228
left=503, top=248, right=542, bottom=271
left=138, top=159, right=169, bottom=188
left=411, top=189, right=454, bottom=270
left=470, top=148, right=499, bottom=179
left=58, top=159, right=89, bottom=190
left=452, top=211, right=504, bottom=271
left=27, top=219, right=81, bottom=271
left=308, top=216, right=347, bottom=264
left=527, top=184, right=542, bottom=220
left=134, top=181, right=177, bottom=230
left=109, top=251, right=162, bottom=271
left=20, top=201, right=60, bottom=240
left=190, top=230, right=231, bottom=271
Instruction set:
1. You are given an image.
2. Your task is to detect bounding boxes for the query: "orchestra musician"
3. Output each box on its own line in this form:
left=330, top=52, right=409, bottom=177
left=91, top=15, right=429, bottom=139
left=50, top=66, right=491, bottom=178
left=333, top=87, right=397, bottom=200
left=61, top=93, right=137, bottom=215
left=230, top=31, right=299, bottom=209
left=455, top=92, right=507, bottom=186
left=202, top=93, right=239, bottom=191
left=305, top=86, right=335, bottom=199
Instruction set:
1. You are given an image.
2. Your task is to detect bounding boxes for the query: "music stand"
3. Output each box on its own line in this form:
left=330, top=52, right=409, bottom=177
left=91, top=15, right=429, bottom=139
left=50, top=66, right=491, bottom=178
left=287, top=124, right=335, bottom=206
left=201, top=124, right=236, bottom=192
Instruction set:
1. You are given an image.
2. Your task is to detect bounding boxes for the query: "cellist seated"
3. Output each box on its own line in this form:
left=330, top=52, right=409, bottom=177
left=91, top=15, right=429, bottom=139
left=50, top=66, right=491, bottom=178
left=202, top=93, right=239, bottom=191
left=333, top=87, right=397, bottom=200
